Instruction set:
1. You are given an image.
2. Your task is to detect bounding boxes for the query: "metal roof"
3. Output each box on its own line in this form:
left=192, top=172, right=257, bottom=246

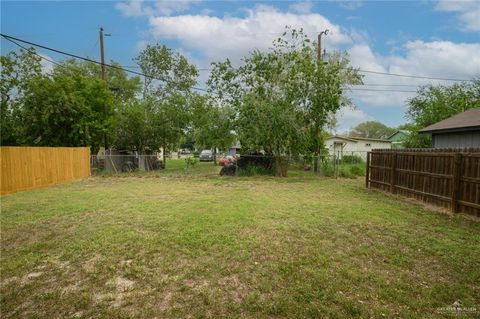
left=326, top=135, right=391, bottom=143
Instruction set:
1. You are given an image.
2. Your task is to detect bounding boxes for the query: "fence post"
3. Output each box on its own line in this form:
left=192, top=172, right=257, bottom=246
left=365, top=152, right=370, bottom=188
left=390, top=151, right=397, bottom=193
left=451, top=153, right=462, bottom=213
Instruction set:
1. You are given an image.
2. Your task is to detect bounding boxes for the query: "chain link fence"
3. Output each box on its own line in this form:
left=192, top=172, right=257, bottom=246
left=90, top=150, right=369, bottom=178
left=91, top=153, right=165, bottom=174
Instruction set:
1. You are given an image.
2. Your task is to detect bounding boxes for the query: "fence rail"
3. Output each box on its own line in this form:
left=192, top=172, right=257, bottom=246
left=1, top=147, right=90, bottom=194
left=366, top=148, right=480, bottom=217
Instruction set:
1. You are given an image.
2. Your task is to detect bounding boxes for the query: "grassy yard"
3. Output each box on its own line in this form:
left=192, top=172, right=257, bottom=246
left=1, top=163, right=479, bottom=318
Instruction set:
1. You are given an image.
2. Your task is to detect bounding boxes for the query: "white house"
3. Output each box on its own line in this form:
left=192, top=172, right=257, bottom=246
left=325, top=136, right=392, bottom=159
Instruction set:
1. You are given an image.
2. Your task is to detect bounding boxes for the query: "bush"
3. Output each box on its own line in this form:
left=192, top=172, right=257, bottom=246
left=349, top=164, right=365, bottom=176
left=184, top=157, right=198, bottom=173
left=236, top=154, right=275, bottom=176
left=340, top=155, right=364, bottom=164
left=338, top=167, right=356, bottom=179
left=320, top=161, right=335, bottom=177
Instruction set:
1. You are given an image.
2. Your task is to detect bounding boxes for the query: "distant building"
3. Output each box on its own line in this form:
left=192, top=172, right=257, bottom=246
left=418, top=108, right=480, bottom=148
left=387, top=130, right=410, bottom=149
left=325, top=136, right=392, bottom=159
left=228, top=141, right=241, bottom=156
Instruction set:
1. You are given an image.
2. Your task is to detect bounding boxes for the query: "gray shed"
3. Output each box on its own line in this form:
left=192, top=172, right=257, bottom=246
left=419, top=108, right=480, bottom=148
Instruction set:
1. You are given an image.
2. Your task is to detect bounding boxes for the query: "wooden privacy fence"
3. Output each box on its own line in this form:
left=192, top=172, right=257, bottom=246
left=366, top=148, right=480, bottom=217
left=1, top=147, right=90, bottom=195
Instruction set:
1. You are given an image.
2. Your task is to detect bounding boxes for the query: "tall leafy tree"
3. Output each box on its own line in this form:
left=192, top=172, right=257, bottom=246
left=404, top=80, right=480, bottom=148
left=191, top=94, right=235, bottom=163
left=349, top=121, right=396, bottom=139
left=208, top=28, right=361, bottom=176
left=1, top=48, right=43, bottom=145
left=114, top=99, right=157, bottom=152
left=134, top=44, right=199, bottom=166
left=18, top=62, right=114, bottom=150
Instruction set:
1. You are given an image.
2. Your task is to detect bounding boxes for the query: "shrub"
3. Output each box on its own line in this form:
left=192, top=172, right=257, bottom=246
left=184, top=157, right=198, bottom=173
left=320, top=161, right=335, bottom=177
left=349, top=165, right=365, bottom=176
left=338, top=167, right=356, bottom=179
left=236, top=154, right=275, bottom=176
left=340, top=155, right=364, bottom=164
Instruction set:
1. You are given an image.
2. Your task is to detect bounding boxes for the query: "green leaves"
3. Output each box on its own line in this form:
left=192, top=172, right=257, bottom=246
left=403, top=79, right=480, bottom=148
left=206, top=27, right=361, bottom=175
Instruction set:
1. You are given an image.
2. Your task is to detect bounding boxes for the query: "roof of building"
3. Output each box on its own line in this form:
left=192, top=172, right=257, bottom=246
left=326, top=135, right=392, bottom=143
left=419, top=108, right=480, bottom=134
left=387, top=130, right=410, bottom=140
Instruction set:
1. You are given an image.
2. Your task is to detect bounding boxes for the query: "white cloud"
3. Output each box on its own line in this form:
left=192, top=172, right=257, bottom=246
left=336, top=106, right=371, bottom=133
left=116, top=0, right=200, bottom=17
left=338, top=0, right=363, bottom=10
left=147, top=4, right=350, bottom=63
left=435, top=0, right=480, bottom=32
left=116, top=0, right=149, bottom=17
left=346, top=40, right=480, bottom=107
left=289, top=1, right=314, bottom=14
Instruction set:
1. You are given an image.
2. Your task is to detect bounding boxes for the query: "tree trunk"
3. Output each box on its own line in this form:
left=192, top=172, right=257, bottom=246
left=213, top=148, right=217, bottom=165
left=163, top=146, right=167, bottom=169
left=313, top=126, right=320, bottom=173
left=275, top=156, right=288, bottom=177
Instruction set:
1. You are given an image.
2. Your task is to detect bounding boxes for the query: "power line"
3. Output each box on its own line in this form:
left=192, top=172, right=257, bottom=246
left=356, top=69, right=469, bottom=82
left=1, top=33, right=473, bottom=93
left=347, top=88, right=417, bottom=93
left=352, top=83, right=426, bottom=87
left=3, top=32, right=468, bottom=84
left=1, top=38, right=419, bottom=94
left=0, top=40, right=422, bottom=94
left=1, top=33, right=208, bottom=92
left=3, top=36, right=64, bottom=69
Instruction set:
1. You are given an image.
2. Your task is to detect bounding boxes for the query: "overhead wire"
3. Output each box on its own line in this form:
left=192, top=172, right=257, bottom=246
left=1, top=33, right=473, bottom=94
left=1, top=33, right=208, bottom=92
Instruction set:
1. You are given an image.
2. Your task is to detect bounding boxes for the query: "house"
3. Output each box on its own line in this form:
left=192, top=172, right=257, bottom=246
left=387, top=130, right=410, bottom=149
left=418, top=108, right=480, bottom=148
left=325, top=136, right=392, bottom=159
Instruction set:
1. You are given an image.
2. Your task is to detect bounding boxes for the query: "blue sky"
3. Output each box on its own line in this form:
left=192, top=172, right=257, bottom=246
left=2, top=0, right=479, bottom=132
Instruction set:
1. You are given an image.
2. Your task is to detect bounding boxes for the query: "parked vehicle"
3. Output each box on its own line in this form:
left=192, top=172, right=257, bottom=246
left=179, top=148, right=191, bottom=155
left=199, top=150, right=213, bottom=162
left=219, top=155, right=237, bottom=166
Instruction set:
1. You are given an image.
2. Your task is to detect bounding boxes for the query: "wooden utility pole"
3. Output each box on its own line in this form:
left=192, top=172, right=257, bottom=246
left=99, top=27, right=107, bottom=149
left=99, top=27, right=106, bottom=81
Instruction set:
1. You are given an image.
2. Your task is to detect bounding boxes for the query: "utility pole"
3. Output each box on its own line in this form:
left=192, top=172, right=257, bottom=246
left=313, top=29, right=329, bottom=173
left=99, top=27, right=106, bottom=81
left=99, top=27, right=108, bottom=150
left=317, top=29, right=329, bottom=62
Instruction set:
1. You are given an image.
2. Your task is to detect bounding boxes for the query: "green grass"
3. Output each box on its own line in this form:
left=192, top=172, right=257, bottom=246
left=1, top=170, right=479, bottom=318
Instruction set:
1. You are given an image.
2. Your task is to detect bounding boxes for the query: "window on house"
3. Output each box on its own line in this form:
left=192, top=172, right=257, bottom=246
left=366, top=143, right=371, bottom=147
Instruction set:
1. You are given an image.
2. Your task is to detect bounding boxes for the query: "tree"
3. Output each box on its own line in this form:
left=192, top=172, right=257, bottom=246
left=1, top=48, right=43, bottom=145
left=191, top=94, right=235, bottom=163
left=135, top=44, right=198, bottom=166
left=299, top=50, right=362, bottom=172
left=349, top=121, right=396, bottom=139
left=64, top=60, right=141, bottom=102
left=18, top=62, right=114, bottom=150
left=208, top=28, right=360, bottom=176
left=113, top=99, right=156, bottom=153
left=404, top=80, right=480, bottom=148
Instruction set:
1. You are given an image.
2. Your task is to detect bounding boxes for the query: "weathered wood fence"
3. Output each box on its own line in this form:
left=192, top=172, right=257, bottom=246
left=366, top=148, right=480, bottom=217
left=1, top=147, right=90, bottom=195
